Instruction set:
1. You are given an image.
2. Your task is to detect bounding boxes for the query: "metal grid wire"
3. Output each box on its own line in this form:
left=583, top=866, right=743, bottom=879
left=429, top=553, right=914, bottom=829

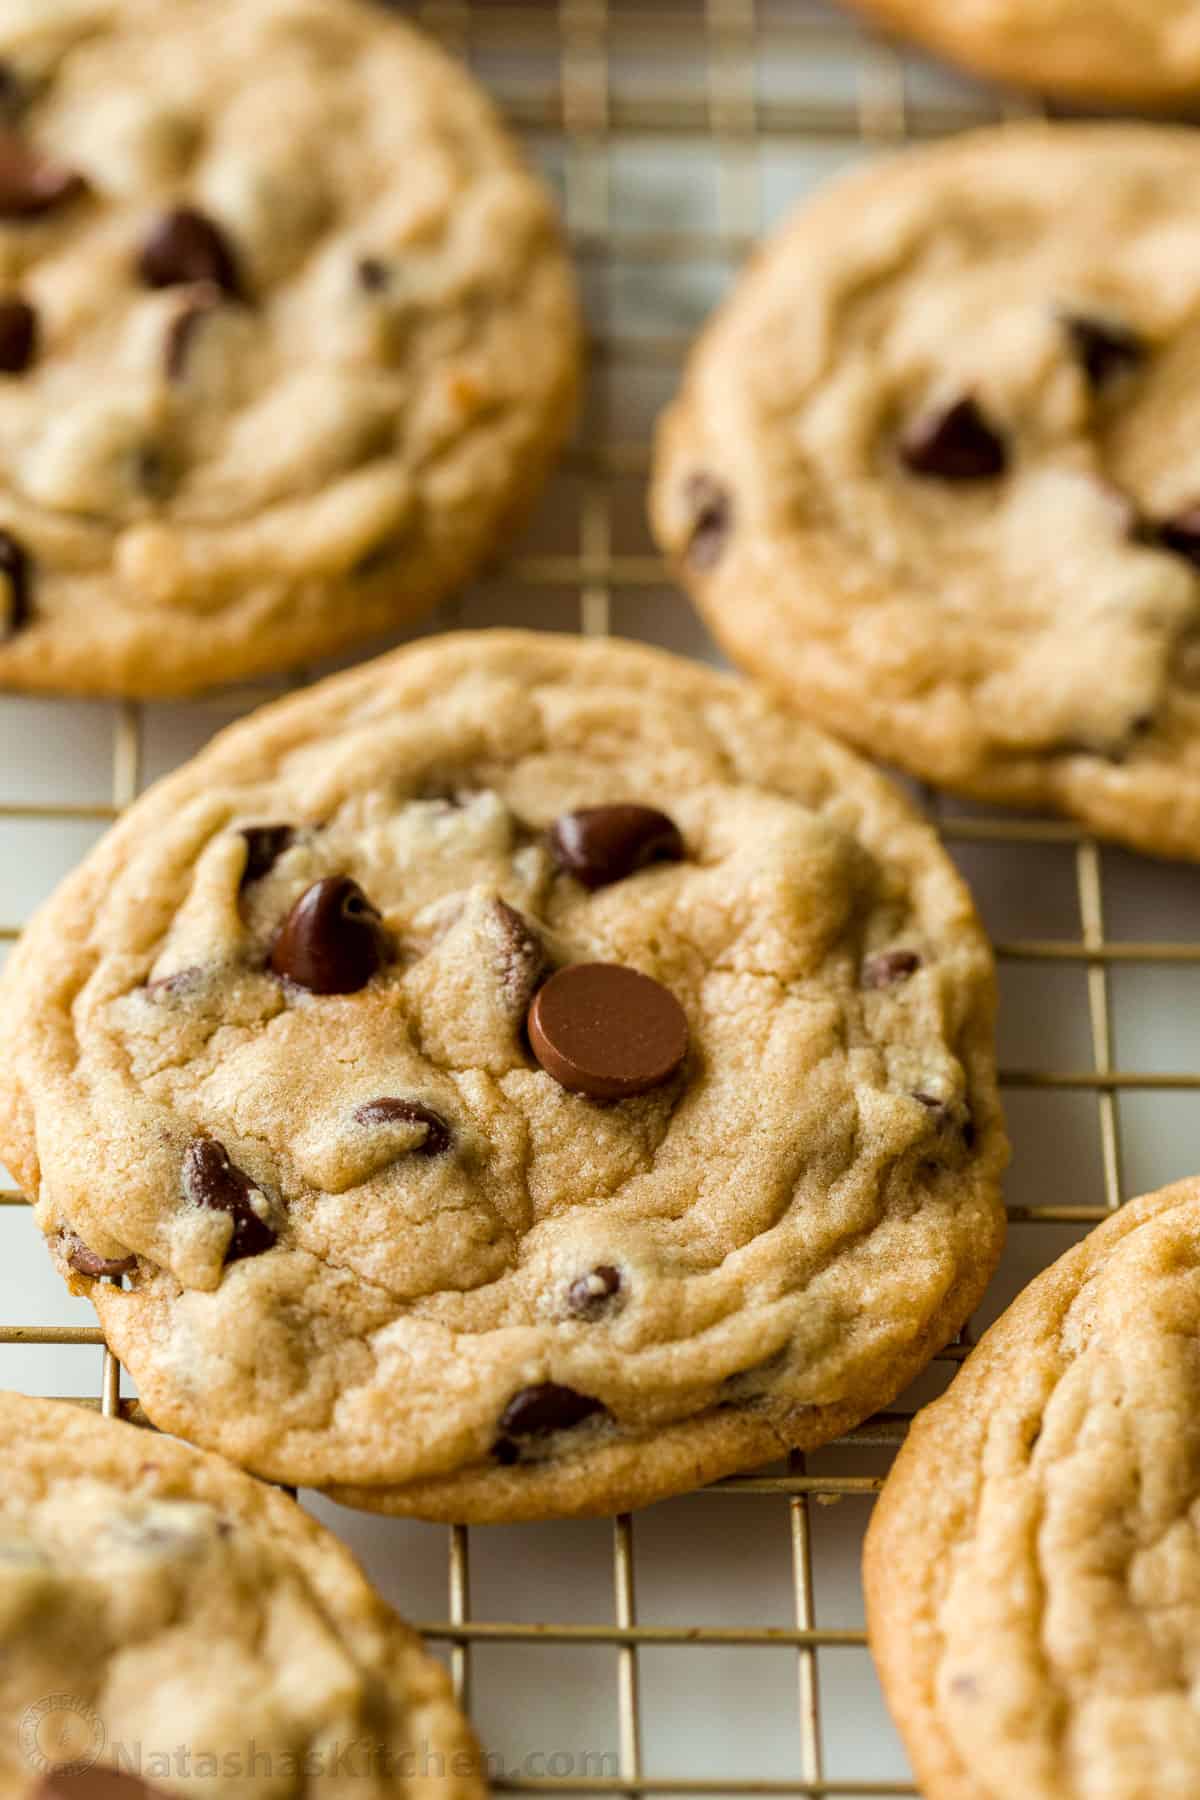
left=0, top=2, right=1183, bottom=1795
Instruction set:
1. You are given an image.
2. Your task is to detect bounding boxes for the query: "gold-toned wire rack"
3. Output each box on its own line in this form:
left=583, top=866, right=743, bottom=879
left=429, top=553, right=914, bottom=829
left=0, top=3, right=1182, bottom=1795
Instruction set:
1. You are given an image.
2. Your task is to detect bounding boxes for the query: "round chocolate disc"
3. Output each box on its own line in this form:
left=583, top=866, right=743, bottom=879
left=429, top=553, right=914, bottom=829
left=527, top=963, right=688, bottom=1100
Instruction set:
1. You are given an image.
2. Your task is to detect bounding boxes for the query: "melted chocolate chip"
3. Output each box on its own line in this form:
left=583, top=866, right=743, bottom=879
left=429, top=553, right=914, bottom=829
left=862, top=949, right=921, bottom=990
left=527, top=963, right=688, bottom=1101
left=353, top=1097, right=452, bottom=1157
left=270, top=876, right=389, bottom=994
left=239, top=824, right=295, bottom=888
left=0, top=529, right=30, bottom=639
left=0, top=131, right=86, bottom=218
left=181, top=1138, right=277, bottom=1263
left=550, top=805, right=685, bottom=891
left=899, top=397, right=1008, bottom=482
left=683, top=471, right=733, bottom=570
left=164, top=282, right=223, bottom=380
left=35, top=1772, right=171, bottom=1800
left=490, top=898, right=547, bottom=1012
left=139, top=207, right=241, bottom=297
left=62, top=1231, right=136, bottom=1279
left=499, top=1382, right=606, bottom=1438
left=0, top=295, right=35, bottom=373
left=566, top=1264, right=622, bottom=1319
left=357, top=255, right=390, bottom=292
left=1155, top=507, right=1200, bottom=568
left=1063, top=314, right=1144, bottom=389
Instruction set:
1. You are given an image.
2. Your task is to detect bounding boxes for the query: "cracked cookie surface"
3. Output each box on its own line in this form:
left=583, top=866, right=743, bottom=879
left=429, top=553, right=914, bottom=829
left=865, top=1179, right=1200, bottom=1800
left=845, top=0, right=1200, bottom=107
left=0, top=0, right=579, bottom=696
left=0, top=1391, right=483, bottom=1799
left=0, top=631, right=1006, bottom=1520
left=652, top=124, right=1200, bottom=862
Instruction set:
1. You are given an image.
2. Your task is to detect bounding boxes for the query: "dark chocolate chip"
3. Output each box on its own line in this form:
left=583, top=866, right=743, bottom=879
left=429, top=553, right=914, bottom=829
left=566, top=1264, right=622, bottom=1319
left=0, top=131, right=87, bottom=218
left=0, top=528, right=30, bottom=639
left=1155, top=507, right=1200, bottom=568
left=138, top=207, right=241, bottom=298
left=499, top=1382, right=606, bottom=1437
left=683, top=471, right=733, bottom=570
left=62, top=1231, right=136, bottom=1279
left=239, top=824, right=295, bottom=889
left=899, top=397, right=1008, bottom=482
left=1063, top=314, right=1144, bottom=389
left=353, top=1097, right=452, bottom=1157
left=490, top=898, right=547, bottom=1012
left=527, top=963, right=688, bottom=1101
left=862, top=949, right=921, bottom=990
left=550, top=805, right=685, bottom=891
left=164, top=282, right=223, bottom=381
left=35, top=1771, right=171, bottom=1800
left=0, top=295, right=35, bottom=373
left=181, top=1138, right=277, bottom=1263
left=357, top=255, right=390, bottom=292
left=269, top=876, right=389, bottom=995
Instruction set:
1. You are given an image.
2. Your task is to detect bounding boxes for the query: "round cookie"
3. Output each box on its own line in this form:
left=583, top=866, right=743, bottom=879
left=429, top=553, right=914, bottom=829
left=846, top=0, right=1200, bottom=108
left=865, top=1179, right=1200, bottom=1800
left=0, top=1390, right=483, bottom=1799
left=652, top=123, right=1200, bottom=864
left=0, top=0, right=579, bottom=697
left=0, top=630, right=1006, bottom=1521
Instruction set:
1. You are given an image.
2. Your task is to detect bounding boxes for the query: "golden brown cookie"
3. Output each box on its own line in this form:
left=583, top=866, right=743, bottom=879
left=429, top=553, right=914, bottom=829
left=0, top=0, right=579, bottom=696
left=866, top=1180, right=1200, bottom=1800
left=0, top=631, right=1006, bottom=1520
left=652, top=123, right=1200, bottom=862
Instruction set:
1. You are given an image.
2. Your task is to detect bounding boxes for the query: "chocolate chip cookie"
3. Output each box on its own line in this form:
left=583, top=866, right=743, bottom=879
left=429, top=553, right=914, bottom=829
left=847, top=0, right=1200, bottom=107
left=0, top=1390, right=483, bottom=1799
left=0, top=0, right=579, bottom=696
left=652, top=123, right=1200, bottom=863
left=865, top=1180, right=1200, bottom=1800
left=0, top=631, right=1006, bottom=1520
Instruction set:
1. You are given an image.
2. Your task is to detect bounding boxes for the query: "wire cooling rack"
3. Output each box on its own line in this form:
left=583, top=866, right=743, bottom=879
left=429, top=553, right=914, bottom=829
left=2, top=3, right=1197, bottom=1795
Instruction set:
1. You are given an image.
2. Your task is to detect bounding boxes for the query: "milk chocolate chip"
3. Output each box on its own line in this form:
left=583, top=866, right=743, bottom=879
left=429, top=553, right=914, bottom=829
left=900, top=397, right=1008, bottom=481
left=0, top=131, right=86, bottom=218
left=239, top=824, right=294, bottom=888
left=566, top=1264, right=622, bottom=1318
left=528, top=963, right=688, bottom=1100
left=139, top=207, right=241, bottom=297
left=550, top=805, right=684, bottom=890
left=1063, top=313, right=1144, bottom=389
left=862, top=949, right=921, bottom=990
left=181, top=1138, right=277, bottom=1263
left=62, top=1231, right=136, bottom=1279
left=497, top=1382, right=606, bottom=1454
left=270, top=877, right=389, bottom=994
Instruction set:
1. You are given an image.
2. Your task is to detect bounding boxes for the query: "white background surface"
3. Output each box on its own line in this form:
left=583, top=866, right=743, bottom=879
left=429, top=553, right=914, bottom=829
left=1, top=4, right=1194, bottom=1794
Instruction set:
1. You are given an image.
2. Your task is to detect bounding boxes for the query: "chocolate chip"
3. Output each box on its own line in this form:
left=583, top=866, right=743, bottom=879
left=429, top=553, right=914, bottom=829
left=35, top=1771, right=171, bottom=1800
left=0, top=529, right=30, bottom=639
left=138, top=207, right=241, bottom=297
left=527, top=963, right=688, bottom=1101
left=1154, top=507, right=1200, bottom=568
left=269, top=876, right=389, bottom=994
left=353, top=1097, right=452, bottom=1157
left=499, top=1382, right=606, bottom=1438
left=550, top=805, right=685, bottom=891
left=0, top=65, right=24, bottom=123
left=357, top=255, right=390, bottom=292
left=181, top=1138, right=277, bottom=1263
left=486, top=898, right=546, bottom=1014
left=899, top=397, right=1009, bottom=481
left=566, top=1264, right=622, bottom=1319
left=145, top=965, right=204, bottom=999
left=164, top=282, right=223, bottom=380
left=62, top=1231, right=136, bottom=1279
left=239, top=824, right=295, bottom=888
left=0, top=296, right=35, bottom=373
left=862, top=949, right=921, bottom=990
left=683, top=471, right=732, bottom=570
left=0, top=131, right=86, bottom=218
left=1063, top=314, right=1144, bottom=389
